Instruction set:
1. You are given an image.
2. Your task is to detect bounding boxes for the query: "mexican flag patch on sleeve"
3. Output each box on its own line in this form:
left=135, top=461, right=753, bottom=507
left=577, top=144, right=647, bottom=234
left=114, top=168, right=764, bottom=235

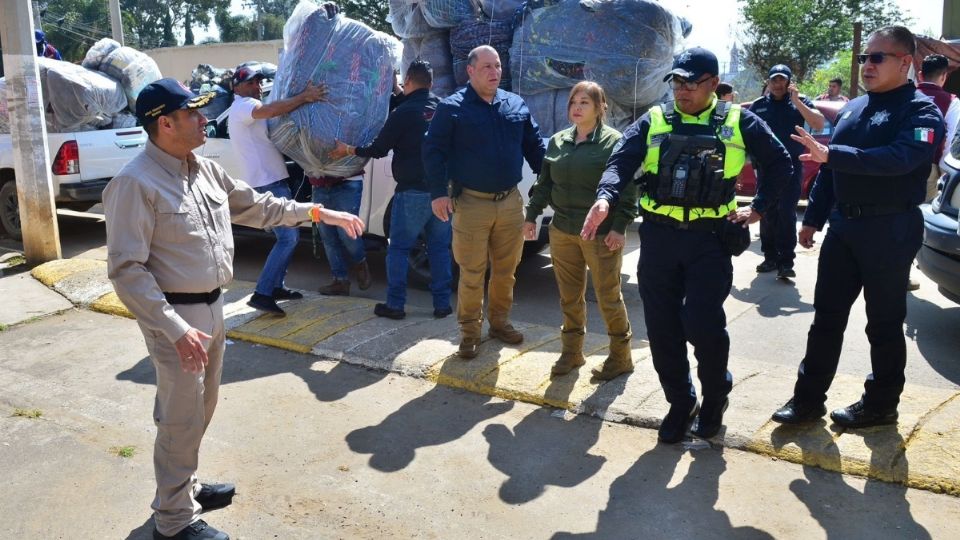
left=914, top=127, right=936, bottom=143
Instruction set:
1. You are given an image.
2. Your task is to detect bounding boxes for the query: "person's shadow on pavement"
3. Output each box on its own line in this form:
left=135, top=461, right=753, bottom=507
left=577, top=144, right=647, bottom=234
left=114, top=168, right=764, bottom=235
left=123, top=516, right=154, bottom=540
left=551, top=446, right=774, bottom=539
left=729, top=274, right=814, bottom=318
left=772, top=423, right=931, bottom=539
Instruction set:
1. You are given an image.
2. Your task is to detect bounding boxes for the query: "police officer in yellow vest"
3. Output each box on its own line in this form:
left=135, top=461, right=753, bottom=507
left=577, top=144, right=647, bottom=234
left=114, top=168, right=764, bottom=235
left=582, top=47, right=793, bottom=443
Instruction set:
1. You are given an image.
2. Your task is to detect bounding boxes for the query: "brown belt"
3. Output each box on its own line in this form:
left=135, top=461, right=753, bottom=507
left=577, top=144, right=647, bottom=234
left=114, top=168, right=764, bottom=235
left=460, top=187, right=517, bottom=201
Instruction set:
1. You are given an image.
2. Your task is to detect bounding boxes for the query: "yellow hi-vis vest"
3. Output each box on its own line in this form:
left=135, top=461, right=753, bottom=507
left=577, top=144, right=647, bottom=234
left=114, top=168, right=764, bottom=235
left=639, top=98, right=746, bottom=221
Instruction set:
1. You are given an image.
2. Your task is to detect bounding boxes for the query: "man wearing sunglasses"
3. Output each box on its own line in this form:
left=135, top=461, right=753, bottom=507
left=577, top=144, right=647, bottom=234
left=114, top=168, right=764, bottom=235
left=582, top=47, right=793, bottom=443
left=750, top=64, right=825, bottom=280
left=772, top=26, right=945, bottom=429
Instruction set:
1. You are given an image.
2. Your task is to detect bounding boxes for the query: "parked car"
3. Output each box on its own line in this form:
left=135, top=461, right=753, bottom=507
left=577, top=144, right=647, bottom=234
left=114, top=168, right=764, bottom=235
left=918, top=148, right=960, bottom=304
left=735, top=99, right=846, bottom=200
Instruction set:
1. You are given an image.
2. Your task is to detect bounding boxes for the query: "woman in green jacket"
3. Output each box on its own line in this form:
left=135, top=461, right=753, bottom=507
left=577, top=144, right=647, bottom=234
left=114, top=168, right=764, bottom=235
left=523, top=81, right=638, bottom=380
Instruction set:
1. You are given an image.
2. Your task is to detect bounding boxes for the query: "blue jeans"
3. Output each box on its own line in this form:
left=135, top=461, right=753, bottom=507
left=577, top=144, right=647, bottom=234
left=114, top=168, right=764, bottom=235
left=312, top=181, right=366, bottom=280
left=386, top=190, right=452, bottom=310
left=254, top=179, right=299, bottom=297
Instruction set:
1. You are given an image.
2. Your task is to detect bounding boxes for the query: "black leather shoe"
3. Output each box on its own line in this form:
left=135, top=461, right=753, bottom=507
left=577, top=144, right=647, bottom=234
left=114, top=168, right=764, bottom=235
left=153, top=519, right=230, bottom=539
left=771, top=398, right=827, bottom=424
left=658, top=401, right=700, bottom=444
left=433, top=306, right=453, bottom=319
left=692, top=397, right=729, bottom=439
left=272, top=287, right=303, bottom=300
left=374, top=303, right=406, bottom=320
left=246, top=293, right=285, bottom=315
left=756, top=260, right=778, bottom=273
left=830, top=400, right=898, bottom=428
left=777, top=266, right=797, bottom=279
left=195, top=482, right=235, bottom=512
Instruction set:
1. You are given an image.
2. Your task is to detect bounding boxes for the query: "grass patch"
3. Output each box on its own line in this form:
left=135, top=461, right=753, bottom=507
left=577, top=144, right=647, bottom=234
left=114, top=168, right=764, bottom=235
left=11, top=408, right=42, bottom=419
left=110, top=445, right=136, bottom=458
left=0, top=323, right=7, bottom=332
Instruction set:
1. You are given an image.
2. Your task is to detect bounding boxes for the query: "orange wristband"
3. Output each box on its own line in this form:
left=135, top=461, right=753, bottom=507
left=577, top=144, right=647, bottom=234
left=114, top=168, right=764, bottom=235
left=309, top=205, right=322, bottom=223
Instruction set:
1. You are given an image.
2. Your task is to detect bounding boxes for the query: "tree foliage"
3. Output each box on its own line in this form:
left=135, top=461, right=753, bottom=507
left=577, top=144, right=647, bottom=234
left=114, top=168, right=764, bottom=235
left=216, top=0, right=392, bottom=43
left=797, top=50, right=856, bottom=97
left=739, top=0, right=908, bottom=82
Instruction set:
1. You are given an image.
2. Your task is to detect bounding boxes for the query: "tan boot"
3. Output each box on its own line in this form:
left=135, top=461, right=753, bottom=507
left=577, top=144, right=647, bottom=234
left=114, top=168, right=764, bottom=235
left=591, top=335, right=633, bottom=381
left=552, top=331, right=586, bottom=376
left=489, top=323, right=524, bottom=344
left=319, top=278, right=350, bottom=296
left=458, top=337, right=481, bottom=359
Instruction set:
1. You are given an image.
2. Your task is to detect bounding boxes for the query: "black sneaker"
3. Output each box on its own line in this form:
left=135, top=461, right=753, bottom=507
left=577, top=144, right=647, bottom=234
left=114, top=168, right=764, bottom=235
left=246, top=293, right=285, bottom=316
left=433, top=306, right=453, bottom=319
left=272, top=287, right=303, bottom=300
left=374, top=303, right=406, bottom=320
left=195, top=482, right=235, bottom=513
left=771, top=398, right=827, bottom=424
left=756, top=260, right=778, bottom=273
left=830, top=400, right=898, bottom=428
left=777, top=266, right=796, bottom=279
left=691, top=397, right=729, bottom=439
left=153, top=519, right=230, bottom=540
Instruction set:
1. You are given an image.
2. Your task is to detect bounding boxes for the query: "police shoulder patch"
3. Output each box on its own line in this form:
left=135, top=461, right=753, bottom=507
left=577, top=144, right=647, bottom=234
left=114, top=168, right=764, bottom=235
left=720, top=126, right=734, bottom=140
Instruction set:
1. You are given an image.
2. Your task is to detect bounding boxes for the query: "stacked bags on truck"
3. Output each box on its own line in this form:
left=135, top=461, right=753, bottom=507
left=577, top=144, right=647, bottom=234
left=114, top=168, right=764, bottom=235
left=268, top=0, right=401, bottom=178
left=83, top=38, right=163, bottom=110
left=510, top=0, right=688, bottom=134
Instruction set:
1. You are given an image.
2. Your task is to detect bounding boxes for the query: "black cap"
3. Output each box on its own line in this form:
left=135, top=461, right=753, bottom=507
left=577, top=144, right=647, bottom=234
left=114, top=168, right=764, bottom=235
left=768, top=64, right=792, bottom=80
left=663, top=47, right=719, bottom=82
left=233, top=63, right=266, bottom=85
left=135, top=78, right=215, bottom=126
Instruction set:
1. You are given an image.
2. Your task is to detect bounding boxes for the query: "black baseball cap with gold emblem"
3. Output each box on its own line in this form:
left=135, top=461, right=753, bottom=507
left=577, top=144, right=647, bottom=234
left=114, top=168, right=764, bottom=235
left=135, top=78, right=215, bottom=126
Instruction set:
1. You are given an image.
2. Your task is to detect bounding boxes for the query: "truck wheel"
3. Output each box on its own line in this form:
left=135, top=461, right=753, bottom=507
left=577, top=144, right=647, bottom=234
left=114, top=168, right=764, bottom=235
left=0, top=181, right=22, bottom=241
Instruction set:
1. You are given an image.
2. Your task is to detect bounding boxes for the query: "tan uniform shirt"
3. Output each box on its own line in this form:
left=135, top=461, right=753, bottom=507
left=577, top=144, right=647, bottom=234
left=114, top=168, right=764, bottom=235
left=104, top=140, right=313, bottom=343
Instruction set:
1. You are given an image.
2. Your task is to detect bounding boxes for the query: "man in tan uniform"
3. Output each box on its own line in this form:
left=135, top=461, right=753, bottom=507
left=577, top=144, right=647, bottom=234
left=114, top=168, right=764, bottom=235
left=103, top=79, right=363, bottom=540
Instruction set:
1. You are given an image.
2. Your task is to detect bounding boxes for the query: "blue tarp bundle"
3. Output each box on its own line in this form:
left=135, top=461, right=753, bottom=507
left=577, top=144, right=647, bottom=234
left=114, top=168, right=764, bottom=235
left=450, top=17, right=515, bottom=89
left=268, top=1, right=401, bottom=178
left=510, top=0, right=683, bottom=113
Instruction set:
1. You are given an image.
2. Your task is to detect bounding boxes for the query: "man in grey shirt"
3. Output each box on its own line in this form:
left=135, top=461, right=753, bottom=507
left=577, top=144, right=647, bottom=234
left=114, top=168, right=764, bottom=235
left=103, top=79, right=362, bottom=540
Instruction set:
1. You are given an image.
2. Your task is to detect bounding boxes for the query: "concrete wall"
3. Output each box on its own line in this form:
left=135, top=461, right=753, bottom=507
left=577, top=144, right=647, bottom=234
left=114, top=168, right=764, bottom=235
left=143, top=40, right=284, bottom=82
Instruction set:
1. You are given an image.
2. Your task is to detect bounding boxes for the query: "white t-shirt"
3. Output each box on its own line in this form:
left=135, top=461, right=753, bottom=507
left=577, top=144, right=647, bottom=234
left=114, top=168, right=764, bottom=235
left=227, top=96, right=289, bottom=189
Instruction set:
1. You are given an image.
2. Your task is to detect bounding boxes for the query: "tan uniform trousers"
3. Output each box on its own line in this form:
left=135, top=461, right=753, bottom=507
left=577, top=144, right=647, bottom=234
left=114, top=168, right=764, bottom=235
left=452, top=188, right=525, bottom=339
left=548, top=226, right=632, bottom=358
left=139, top=296, right=226, bottom=537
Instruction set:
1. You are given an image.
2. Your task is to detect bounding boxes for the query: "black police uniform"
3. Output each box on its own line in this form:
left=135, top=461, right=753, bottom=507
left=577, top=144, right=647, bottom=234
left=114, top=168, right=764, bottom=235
left=750, top=91, right=815, bottom=272
left=598, top=103, right=792, bottom=418
left=792, top=82, right=944, bottom=412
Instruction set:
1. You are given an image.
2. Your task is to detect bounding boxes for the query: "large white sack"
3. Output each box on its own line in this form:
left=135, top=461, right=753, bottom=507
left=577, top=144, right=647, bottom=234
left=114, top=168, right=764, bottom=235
left=99, top=46, right=163, bottom=110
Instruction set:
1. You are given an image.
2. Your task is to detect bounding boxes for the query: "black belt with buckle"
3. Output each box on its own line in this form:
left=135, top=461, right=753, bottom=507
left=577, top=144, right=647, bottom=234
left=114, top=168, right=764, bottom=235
left=163, top=288, right=222, bottom=305
left=642, top=211, right=723, bottom=232
left=837, top=203, right=914, bottom=219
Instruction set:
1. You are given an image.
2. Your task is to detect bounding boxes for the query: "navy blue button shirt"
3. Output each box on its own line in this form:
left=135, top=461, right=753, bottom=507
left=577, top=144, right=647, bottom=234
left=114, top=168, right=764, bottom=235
left=803, top=82, right=945, bottom=229
left=597, top=103, right=793, bottom=215
left=423, top=84, right=546, bottom=199
left=750, top=93, right=815, bottom=158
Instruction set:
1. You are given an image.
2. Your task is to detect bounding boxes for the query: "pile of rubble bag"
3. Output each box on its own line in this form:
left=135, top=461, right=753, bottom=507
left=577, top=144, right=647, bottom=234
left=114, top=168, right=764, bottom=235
left=0, top=37, right=160, bottom=134
left=387, top=0, right=689, bottom=134
left=267, top=1, right=402, bottom=178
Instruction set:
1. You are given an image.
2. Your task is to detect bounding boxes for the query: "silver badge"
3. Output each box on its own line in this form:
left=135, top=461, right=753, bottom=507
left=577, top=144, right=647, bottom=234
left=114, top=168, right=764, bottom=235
left=869, top=110, right=890, bottom=127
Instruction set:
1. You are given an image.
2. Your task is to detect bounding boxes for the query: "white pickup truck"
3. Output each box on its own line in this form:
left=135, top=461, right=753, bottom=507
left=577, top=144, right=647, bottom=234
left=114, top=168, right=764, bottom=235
left=0, top=118, right=551, bottom=286
left=0, top=127, right=148, bottom=240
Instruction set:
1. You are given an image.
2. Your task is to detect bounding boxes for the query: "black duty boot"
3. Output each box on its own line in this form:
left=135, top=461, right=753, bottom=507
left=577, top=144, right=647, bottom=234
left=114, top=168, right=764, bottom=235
left=691, top=397, right=729, bottom=439
left=374, top=303, right=406, bottom=320
left=658, top=401, right=700, bottom=444
left=771, top=398, right=827, bottom=424
left=830, top=399, right=898, bottom=429
left=246, top=293, right=285, bottom=315
left=756, top=260, right=778, bottom=273
left=272, top=287, right=303, bottom=300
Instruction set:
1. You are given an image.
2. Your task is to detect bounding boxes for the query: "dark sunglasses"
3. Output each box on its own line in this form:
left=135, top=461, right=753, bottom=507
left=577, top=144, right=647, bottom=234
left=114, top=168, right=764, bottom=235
left=669, top=76, right=713, bottom=91
left=856, top=52, right=909, bottom=65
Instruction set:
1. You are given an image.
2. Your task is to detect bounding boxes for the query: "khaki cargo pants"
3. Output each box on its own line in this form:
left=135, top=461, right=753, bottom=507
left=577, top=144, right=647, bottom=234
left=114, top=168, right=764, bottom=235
left=138, top=297, right=225, bottom=537
left=548, top=226, right=632, bottom=358
left=452, top=187, right=525, bottom=340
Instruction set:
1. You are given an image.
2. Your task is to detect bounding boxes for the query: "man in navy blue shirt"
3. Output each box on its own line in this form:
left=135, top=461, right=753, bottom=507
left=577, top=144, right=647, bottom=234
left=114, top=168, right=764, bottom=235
left=423, top=45, right=546, bottom=359
left=772, top=26, right=944, bottom=429
left=750, top=64, right=825, bottom=279
left=331, top=60, right=452, bottom=321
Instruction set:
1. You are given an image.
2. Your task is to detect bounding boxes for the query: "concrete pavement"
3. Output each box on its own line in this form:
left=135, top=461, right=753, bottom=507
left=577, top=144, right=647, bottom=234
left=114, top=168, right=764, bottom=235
left=20, top=257, right=960, bottom=498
